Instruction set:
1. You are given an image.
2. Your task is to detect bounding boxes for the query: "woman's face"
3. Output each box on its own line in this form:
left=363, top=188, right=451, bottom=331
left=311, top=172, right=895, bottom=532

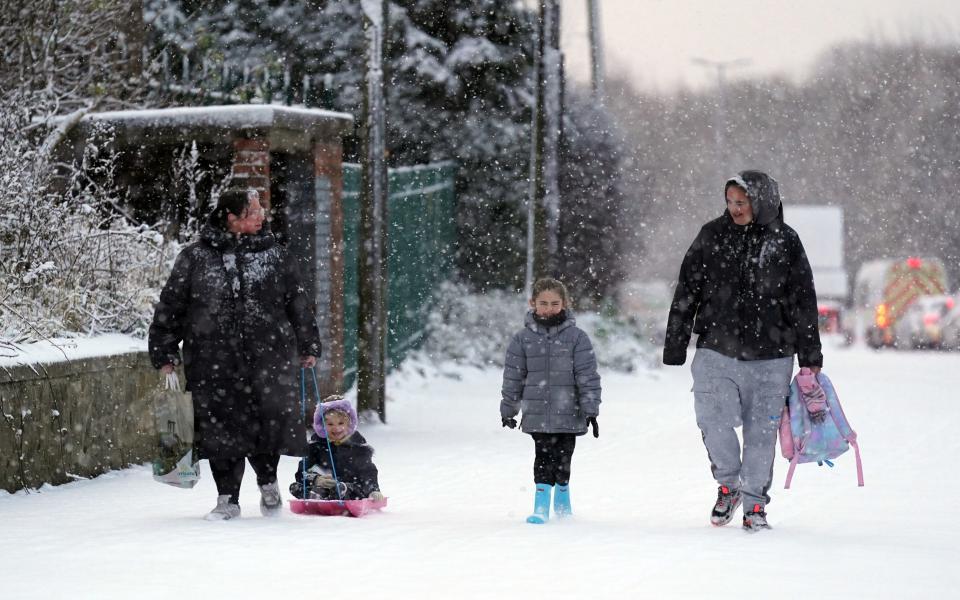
left=227, top=198, right=265, bottom=235
left=530, top=289, right=564, bottom=317
left=324, top=411, right=351, bottom=442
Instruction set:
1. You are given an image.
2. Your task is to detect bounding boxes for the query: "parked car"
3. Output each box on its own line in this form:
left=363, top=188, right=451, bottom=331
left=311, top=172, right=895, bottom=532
left=817, top=300, right=853, bottom=345
left=940, top=298, right=960, bottom=351
left=818, top=300, right=844, bottom=333
left=891, top=294, right=955, bottom=349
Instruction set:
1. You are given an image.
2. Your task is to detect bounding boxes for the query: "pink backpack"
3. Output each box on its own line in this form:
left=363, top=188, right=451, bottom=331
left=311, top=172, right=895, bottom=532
left=779, top=368, right=864, bottom=489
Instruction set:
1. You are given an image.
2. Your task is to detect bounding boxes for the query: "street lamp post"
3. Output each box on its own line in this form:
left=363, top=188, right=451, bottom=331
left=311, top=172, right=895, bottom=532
left=690, top=57, right=751, bottom=164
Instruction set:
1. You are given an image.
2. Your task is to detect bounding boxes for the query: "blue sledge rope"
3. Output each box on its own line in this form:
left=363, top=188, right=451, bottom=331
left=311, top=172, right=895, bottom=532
left=300, top=367, right=344, bottom=505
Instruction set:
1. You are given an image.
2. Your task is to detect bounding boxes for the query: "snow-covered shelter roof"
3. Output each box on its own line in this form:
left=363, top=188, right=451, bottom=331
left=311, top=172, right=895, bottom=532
left=73, top=105, right=354, bottom=152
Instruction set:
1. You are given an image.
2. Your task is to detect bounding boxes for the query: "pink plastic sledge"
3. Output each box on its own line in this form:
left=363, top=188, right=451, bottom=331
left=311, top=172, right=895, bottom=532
left=289, top=497, right=388, bottom=517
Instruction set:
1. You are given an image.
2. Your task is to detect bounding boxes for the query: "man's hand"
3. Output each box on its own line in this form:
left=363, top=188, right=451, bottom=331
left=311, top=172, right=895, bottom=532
left=502, top=417, right=517, bottom=429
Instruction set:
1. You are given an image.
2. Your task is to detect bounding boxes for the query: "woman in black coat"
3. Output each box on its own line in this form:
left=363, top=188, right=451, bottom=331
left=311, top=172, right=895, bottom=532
left=149, top=189, right=322, bottom=520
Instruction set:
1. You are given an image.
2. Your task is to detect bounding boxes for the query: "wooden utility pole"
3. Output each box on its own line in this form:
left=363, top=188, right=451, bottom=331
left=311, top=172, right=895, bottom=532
left=356, top=0, right=388, bottom=423
left=586, top=0, right=605, bottom=103
left=530, top=0, right=563, bottom=281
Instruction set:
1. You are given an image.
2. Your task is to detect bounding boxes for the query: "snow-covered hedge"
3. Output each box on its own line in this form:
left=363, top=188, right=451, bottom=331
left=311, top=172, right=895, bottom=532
left=417, top=282, right=656, bottom=372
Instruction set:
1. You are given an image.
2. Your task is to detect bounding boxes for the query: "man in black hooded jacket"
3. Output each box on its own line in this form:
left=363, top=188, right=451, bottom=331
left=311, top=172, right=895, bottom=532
left=663, top=170, right=822, bottom=532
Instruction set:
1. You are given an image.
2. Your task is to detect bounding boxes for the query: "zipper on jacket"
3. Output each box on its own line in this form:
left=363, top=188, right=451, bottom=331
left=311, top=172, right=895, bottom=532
left=546, top=330, right=552, bottom=424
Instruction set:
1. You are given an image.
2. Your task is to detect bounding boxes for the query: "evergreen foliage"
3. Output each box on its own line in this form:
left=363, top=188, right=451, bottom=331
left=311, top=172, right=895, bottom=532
left=145, top=0, right=627, bottom=298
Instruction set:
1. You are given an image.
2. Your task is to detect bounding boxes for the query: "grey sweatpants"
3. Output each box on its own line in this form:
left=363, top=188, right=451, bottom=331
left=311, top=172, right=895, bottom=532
left=691, top=348, right=793, bottom=509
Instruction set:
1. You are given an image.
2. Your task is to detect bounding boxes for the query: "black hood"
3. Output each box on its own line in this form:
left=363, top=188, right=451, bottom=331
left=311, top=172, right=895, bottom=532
left=724, top=170, right=782, bottom=227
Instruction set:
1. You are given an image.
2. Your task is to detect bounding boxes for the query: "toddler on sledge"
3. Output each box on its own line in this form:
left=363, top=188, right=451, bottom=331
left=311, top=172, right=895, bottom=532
left=290, top=396, right=383, bottom=501
left=500, top=277, right=602, bottom=524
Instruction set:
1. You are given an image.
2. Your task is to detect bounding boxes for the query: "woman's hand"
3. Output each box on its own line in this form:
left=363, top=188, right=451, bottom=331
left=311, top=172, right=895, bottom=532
left=300, top=355, right=317, bottom=368
left=160, top=364, right=174, bottom=375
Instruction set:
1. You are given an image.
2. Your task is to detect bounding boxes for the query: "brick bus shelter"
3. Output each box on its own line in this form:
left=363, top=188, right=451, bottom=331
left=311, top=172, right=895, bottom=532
left=67, top=105, right=354, bottom=394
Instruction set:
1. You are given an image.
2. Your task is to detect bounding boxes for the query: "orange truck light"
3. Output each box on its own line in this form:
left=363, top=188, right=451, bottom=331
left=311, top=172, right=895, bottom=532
left=875, top=303, right=889, bottom=329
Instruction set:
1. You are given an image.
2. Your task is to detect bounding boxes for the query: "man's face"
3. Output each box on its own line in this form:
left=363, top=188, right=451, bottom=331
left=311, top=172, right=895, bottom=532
left=726, top=185, right=753, bottom=226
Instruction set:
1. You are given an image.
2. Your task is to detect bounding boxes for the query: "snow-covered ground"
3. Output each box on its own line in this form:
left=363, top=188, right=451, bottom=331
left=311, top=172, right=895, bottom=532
left=3, top=342, right=958, bottom=599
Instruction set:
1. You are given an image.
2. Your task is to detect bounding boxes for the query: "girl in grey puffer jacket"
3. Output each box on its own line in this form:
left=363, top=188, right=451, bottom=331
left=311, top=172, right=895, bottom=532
left=500, top=278, right=601, bottom=524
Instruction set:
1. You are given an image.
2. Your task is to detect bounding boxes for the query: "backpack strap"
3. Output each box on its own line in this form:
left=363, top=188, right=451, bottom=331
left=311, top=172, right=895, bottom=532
left=825, top=394, right=865, bottom=487
left=783, top=453, right=801, bottom=489
left=850, top=439, right=864, bottom=487
left=820, top=372, right=865, bottom=488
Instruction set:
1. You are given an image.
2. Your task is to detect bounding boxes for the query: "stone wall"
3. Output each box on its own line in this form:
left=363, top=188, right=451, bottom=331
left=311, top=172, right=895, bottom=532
left=0, top=352, right=160, bottom=493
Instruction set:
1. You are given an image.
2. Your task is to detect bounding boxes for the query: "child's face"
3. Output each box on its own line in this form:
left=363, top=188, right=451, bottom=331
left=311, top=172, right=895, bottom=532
left=324, top=411, right=351, bottom=442
left=530, top=289, right=564, bottom=317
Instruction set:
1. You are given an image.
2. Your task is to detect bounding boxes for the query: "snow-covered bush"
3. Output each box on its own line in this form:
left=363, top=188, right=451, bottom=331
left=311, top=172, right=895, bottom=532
left=1, top=0, right=152, bottom=120
left=0, top=0, right=178, bottom=344
left=167, top=141, right=233, bottom=243
left=418, top=281, right=526, bottom=367
left=418, top=281, right=655, bottom=372
left=0, top=106, right=177, bottom=344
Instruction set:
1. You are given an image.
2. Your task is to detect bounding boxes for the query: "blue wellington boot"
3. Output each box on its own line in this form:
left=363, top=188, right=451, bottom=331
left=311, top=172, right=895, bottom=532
left=526, top=483, right=553, bottom=524
left=553, top=484, right=572, bottom=517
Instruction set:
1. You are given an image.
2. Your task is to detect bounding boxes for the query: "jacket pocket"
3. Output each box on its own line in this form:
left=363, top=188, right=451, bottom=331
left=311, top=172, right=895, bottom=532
left=693, top=387, right=741, bottom=429
left=521, top=399, right=548, bottom=414
left=551, top=346, right=574, bottom=372
left=552, top=387, right=578, bottom=415
left=759, top=382, right=791, bottom=405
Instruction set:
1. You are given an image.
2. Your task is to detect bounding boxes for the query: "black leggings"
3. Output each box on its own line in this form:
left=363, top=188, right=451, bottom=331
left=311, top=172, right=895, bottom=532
left=209, top=454, right=280, bottom=504
left=531, top=433, right=577, bottom=486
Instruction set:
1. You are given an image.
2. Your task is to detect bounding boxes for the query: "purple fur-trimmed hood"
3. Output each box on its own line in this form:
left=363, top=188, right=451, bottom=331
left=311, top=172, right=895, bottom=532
left=313, top=398, right=358, bottom=439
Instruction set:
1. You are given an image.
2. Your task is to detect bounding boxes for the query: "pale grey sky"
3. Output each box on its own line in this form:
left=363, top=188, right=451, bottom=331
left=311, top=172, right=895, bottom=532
left=559, top=0, right=960, bottom=91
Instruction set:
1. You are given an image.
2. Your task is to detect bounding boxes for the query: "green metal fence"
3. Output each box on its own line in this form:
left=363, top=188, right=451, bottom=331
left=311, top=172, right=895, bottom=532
left=341, top=162, right=457, bottom=388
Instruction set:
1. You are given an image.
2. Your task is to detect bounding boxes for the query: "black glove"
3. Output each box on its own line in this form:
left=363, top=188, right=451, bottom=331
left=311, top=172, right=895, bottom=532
left=662, top=348, right=687, bottom=366
left=587, top=416, right=599, bottom=438
left=502, top=417, right=517, bottom=429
